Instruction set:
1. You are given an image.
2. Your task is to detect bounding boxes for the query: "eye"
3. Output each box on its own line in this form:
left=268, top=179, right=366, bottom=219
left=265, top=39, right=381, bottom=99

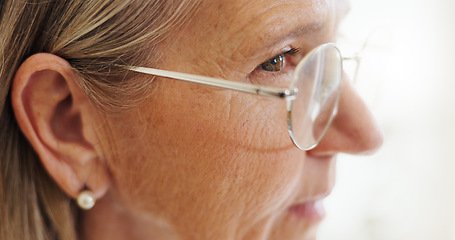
left=260, top=54, right=285, bottom=72
left=259, top=48, right=300, bottom=72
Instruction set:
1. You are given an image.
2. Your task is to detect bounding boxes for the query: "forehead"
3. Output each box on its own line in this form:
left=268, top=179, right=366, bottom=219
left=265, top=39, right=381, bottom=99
left=198, top=0, right=332, bottom=24
left=163, top=0, right=344, bottom=74
left=193, top=0, right=334, bottom=41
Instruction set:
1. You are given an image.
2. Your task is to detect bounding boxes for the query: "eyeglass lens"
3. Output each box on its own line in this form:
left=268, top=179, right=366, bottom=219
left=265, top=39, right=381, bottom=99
left=288, top=44, right=343, bottom=150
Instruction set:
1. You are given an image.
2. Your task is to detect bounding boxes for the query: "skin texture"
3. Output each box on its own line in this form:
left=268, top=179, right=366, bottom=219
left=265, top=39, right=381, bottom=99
left=11, top=0, right=383, bottom=240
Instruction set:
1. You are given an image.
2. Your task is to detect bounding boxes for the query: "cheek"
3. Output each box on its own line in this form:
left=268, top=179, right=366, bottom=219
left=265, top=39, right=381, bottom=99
left=151, top=79, right=293, bottom=152
left=227, top=97, right=291, bottom=150
left=103, top=82, right=303, bottom=230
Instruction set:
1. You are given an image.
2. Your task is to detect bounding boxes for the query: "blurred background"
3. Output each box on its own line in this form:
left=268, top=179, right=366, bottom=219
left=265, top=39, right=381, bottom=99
left=319, top=0, right=455, bottom=239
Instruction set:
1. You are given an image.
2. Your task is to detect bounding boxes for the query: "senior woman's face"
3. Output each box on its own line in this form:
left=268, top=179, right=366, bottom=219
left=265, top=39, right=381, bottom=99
left=92, top=0, right=379, bottom=239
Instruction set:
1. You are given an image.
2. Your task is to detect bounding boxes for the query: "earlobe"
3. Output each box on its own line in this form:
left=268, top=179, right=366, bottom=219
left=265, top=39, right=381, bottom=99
left=11, top=53, right=110, bottom=200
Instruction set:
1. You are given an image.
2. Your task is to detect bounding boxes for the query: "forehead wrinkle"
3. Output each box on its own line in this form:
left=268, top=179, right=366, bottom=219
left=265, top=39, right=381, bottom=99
left=167, top=0, right=332, bottom=79
left=224, top=1, right=329, bottom=62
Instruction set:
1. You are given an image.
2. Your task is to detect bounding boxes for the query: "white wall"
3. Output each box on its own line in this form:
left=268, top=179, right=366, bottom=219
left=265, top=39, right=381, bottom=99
left=319, top=0, right=455, bottom=239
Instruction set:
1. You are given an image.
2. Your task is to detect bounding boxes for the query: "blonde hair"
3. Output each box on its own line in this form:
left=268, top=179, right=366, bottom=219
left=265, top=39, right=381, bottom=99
left=0, top=0, right=199, bottom=239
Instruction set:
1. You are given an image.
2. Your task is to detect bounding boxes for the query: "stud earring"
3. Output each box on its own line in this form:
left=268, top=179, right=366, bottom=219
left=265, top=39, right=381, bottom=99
left=77, top=190, right=96, bottom=210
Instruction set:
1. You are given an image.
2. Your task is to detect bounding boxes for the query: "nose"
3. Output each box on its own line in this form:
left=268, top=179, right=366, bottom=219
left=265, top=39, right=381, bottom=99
left=307, top=77, right=384, bottom=156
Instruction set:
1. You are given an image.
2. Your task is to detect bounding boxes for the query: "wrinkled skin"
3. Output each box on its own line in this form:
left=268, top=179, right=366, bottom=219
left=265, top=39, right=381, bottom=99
left=82, top=0, right=383, bottom=240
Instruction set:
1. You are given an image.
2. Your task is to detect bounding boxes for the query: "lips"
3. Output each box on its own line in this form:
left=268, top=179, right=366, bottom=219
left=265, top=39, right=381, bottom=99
left=287, top=182, right=333, bottom=222
left=289, top=200, right=326, bottom=222
left=286, top=154, right=336, bottom=222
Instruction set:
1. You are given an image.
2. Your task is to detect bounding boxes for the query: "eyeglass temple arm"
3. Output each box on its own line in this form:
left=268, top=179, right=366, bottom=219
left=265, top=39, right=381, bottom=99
left=128, top=66, right=295, bottom=99
left=342, top=54, right=362, bottom=83
left=343, top=55, right=361, bottom=62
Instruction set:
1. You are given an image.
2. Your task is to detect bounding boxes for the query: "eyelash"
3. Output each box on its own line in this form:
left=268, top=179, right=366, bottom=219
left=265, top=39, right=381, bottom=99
left=259, top=47, right=301, bottom=72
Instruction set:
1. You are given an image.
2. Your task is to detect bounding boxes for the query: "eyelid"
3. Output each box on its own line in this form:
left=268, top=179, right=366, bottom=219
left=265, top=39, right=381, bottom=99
left=258, top=47, right=301, bottom=72
left=286, top=47, right=300, bottom=55
left=270, top=47, right=300, bottom=63
left=284, top=47, right=301, bottom=66
left=259, top=47, right=301, bottom=65
left=270, top=47, right=300, bottom=61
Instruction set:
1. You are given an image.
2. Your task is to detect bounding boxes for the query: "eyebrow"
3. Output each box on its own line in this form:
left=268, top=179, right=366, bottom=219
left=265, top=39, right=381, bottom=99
left=263, top=21, right=326, bottom=52
left=238, top=20, right=327, bottom=65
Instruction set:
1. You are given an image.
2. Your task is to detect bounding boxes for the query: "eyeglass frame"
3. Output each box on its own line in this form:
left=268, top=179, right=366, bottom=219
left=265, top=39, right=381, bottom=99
left=125, top=43, right=352, bottom=151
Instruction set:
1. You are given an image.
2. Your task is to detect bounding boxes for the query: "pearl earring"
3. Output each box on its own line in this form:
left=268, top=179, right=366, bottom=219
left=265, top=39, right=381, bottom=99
left=77, top=190, right=96, bottom=210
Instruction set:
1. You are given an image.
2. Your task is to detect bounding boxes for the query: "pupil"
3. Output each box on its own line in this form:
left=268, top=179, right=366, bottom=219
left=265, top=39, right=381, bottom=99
left=269, top=55, right=283, bottom=71
left=272, top=58, right=279, bottom=65
left=261, top=54, right=284, bottom=71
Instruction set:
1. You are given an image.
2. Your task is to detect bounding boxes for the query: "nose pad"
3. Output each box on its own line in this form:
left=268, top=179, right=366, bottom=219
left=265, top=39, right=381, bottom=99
left=306, top=78, right=384, bottom=156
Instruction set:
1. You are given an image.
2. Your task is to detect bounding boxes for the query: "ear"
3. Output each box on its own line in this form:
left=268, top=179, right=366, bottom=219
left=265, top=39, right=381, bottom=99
left=11, top=53, right=110, bottom=200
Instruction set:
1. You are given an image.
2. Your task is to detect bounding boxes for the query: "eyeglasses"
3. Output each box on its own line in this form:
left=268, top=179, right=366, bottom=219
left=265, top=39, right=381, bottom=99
left=126, top=43, right=344, bottom=151
left=338, top=28, right=391, bottom=109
